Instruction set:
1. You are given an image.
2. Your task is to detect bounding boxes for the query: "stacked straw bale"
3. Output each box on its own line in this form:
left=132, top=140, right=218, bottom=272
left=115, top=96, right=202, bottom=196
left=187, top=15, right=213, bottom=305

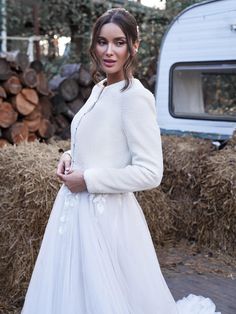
left=0, top=140, right=69, bottom=312
left=161, top=135, right=236, bottom=254
left=196, top=149, right=236, bottom=252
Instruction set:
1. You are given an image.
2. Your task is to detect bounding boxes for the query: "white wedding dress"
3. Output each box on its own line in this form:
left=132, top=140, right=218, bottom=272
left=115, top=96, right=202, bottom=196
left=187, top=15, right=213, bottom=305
left=21, top=79, right=220, bottom=314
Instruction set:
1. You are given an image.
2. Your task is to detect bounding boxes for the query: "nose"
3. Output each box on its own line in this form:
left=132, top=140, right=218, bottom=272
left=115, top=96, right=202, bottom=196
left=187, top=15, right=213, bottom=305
left=105, top=43, right=113, bottom=56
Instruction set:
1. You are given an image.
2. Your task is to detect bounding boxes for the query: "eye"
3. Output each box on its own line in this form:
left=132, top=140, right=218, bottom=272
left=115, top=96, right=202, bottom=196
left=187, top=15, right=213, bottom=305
left=97, top=39, right=106, bottom=46
left=116, top=40, right=127, bottom=47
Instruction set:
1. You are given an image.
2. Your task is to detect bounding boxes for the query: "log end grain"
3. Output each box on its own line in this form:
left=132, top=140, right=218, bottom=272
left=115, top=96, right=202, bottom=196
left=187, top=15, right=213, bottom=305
left=38, top=118, right=55, bottom=139
left=0, top=102, right=18, bottom=128
left=3, top=122, right=29, bottom=144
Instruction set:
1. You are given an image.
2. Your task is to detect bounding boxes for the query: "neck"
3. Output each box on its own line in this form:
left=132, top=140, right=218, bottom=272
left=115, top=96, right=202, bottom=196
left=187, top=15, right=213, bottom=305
left=106, top=71, right=133, bottom=86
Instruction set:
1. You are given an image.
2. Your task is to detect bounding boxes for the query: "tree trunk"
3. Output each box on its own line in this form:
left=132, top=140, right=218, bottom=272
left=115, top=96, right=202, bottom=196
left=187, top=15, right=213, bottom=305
left=0, top=102, right=18, bottom=128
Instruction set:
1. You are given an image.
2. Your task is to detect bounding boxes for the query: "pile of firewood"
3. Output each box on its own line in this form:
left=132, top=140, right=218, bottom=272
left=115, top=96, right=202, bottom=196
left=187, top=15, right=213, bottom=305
left=0, top=51, right=54, bottom=147
left=49, top=63, right=94, bottom=139
left=0, top=51, right=94, bottom=147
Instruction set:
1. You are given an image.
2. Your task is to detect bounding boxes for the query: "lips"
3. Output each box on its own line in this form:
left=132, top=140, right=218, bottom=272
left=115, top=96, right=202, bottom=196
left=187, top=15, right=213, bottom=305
left=103, top=59, right=116, bottom=67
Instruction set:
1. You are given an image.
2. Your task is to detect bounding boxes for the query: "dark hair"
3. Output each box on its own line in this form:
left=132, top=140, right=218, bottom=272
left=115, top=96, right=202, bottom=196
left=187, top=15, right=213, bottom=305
left=89, top=8, right=139, bottom=91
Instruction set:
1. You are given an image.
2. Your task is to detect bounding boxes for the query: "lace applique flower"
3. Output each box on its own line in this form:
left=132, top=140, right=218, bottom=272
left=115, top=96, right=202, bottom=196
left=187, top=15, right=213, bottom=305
left=89, top=194, right=108, bottom=215
left=59, top=189, right=80, bottom=235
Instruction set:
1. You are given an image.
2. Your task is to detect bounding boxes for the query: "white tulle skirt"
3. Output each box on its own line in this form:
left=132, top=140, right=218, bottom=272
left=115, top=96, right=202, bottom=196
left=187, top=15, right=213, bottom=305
left=21, top=186, right=220, bottom=314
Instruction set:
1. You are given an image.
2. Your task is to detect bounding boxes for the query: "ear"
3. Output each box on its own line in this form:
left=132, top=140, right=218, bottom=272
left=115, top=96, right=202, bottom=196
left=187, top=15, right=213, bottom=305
left=132, top=40, right=140, bottom=55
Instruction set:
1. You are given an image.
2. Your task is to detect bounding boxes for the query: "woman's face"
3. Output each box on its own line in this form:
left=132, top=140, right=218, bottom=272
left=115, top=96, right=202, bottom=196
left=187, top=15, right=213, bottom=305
left=95, top=22, right=130, bottom=84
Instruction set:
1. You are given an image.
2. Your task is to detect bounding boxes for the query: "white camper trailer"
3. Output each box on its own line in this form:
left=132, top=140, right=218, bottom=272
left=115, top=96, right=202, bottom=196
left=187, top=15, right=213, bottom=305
left=156, top=0, right=236, bottom=139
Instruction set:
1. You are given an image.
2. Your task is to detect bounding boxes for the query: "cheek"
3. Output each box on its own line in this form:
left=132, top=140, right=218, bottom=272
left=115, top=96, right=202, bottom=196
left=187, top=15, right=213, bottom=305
left=95, top=45, right=104, bottom=57
left=119, top=48, right=129, bottom=62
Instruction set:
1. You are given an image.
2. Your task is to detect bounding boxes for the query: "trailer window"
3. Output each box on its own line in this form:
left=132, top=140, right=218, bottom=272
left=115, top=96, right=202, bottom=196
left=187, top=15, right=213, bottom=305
left=170, top=62, right=236, bottom=121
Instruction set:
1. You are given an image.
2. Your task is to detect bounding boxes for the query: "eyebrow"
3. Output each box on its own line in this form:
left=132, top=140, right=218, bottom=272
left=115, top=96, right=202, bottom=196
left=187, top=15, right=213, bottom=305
left=97, top=36, right=127, bottom=40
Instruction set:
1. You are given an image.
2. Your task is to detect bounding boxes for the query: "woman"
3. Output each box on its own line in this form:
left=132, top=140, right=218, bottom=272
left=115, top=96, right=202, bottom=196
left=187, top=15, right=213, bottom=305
left=22, top=8, right=220, bottom=314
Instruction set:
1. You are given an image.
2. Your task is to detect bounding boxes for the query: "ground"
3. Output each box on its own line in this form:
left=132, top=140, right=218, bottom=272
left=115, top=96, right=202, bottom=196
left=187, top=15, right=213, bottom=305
left=158, top=241, right=236, bottom=313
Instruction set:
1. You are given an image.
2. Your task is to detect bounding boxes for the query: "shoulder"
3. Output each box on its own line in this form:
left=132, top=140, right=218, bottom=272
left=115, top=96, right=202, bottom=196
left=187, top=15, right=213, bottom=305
left=121, top=78, right=156, bottom=114
left=124, top=78, right=154, bottom=99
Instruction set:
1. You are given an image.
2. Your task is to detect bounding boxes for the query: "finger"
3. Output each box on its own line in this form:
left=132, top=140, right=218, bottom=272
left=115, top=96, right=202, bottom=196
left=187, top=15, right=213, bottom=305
left=57, top=162, right=65, bottom=176
left=64, top=160, right=71, bottom=172
left=57, top=173, right=65, bottom=181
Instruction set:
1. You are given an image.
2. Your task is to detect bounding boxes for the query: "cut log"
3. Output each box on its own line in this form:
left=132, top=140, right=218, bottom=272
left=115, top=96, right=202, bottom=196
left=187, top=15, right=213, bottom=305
left=0, top=86, right=7, bottom=99
left=21, top=88, right=39, bottom=105
left=58, top=78, right=79, bottom=102
left=54, top=114, right=71, bottom=139
left=3, top=122, right=29, bottom=144
left=51, top=94, right=75, bottom=120
left=30, top=60, right=44, bottom=73
left=38, top=118, right=55, bottom=139
left=38, top=96, right=52, bottom=119
left=0, top=51, right=29, bottom=71
left=71, top=65, right=92, bottom=87
left=24, top=105, right=42, bottom=121
left=12, top=93, right=36, bottom=115
left=0, top=102, right=18, bottom=128
left=0, top=58, right=12, bottom=80
left=28, top=133, right=38, bottom=142
left=20, top=68, right=37, bottom=88
left=23, top=116, right=41, bottom=132
left=60, top=63, right=81, bottom=78
left=36, top=72, right=49, bottom=96
left=0, top=138, right=10, bottom=148
left=48, top=74, right=66, bottom=91
left=80, top=86, right=92, bottom=100
left=67, top=95, right=84, bottom=114
left=3, top=76, right=22, bottom=95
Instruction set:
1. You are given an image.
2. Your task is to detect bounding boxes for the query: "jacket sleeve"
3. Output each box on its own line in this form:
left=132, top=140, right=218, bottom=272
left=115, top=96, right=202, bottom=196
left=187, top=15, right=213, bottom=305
left=83, top=90, right=163, bottom=194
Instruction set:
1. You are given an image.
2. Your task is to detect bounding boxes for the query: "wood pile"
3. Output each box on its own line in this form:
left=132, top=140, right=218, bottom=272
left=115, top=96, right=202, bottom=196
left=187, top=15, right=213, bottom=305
left=49, top=63, right=94, bottom=139
left=0, top=52, right=93, bottom=147
left=0, top=51, right=55, bottom=147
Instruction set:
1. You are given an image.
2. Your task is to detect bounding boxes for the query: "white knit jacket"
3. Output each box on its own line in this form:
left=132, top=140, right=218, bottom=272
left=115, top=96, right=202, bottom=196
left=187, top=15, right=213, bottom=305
left=68, top=78, right=163, bottom=194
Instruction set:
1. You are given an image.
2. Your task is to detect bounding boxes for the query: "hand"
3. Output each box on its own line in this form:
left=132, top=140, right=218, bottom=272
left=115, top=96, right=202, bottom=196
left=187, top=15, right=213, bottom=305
left=57, top=170, right=87, bottom=193
left=57, top=152, right=72, bottom=177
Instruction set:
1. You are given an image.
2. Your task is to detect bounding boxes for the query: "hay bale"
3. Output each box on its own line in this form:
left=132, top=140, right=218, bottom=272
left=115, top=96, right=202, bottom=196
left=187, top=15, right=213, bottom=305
left=195, top=150, right=236, bottom=253
left=161, top=135, right=236, bottom=255
left=136, top=188, right=181, bottom=248
left=1, top=134, right=236, bottom=312
left=161, top=135, right=214, bottom=241
left=161, top=135, right=213, bottom=199
left=0, top=140, right=70, bottom=312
